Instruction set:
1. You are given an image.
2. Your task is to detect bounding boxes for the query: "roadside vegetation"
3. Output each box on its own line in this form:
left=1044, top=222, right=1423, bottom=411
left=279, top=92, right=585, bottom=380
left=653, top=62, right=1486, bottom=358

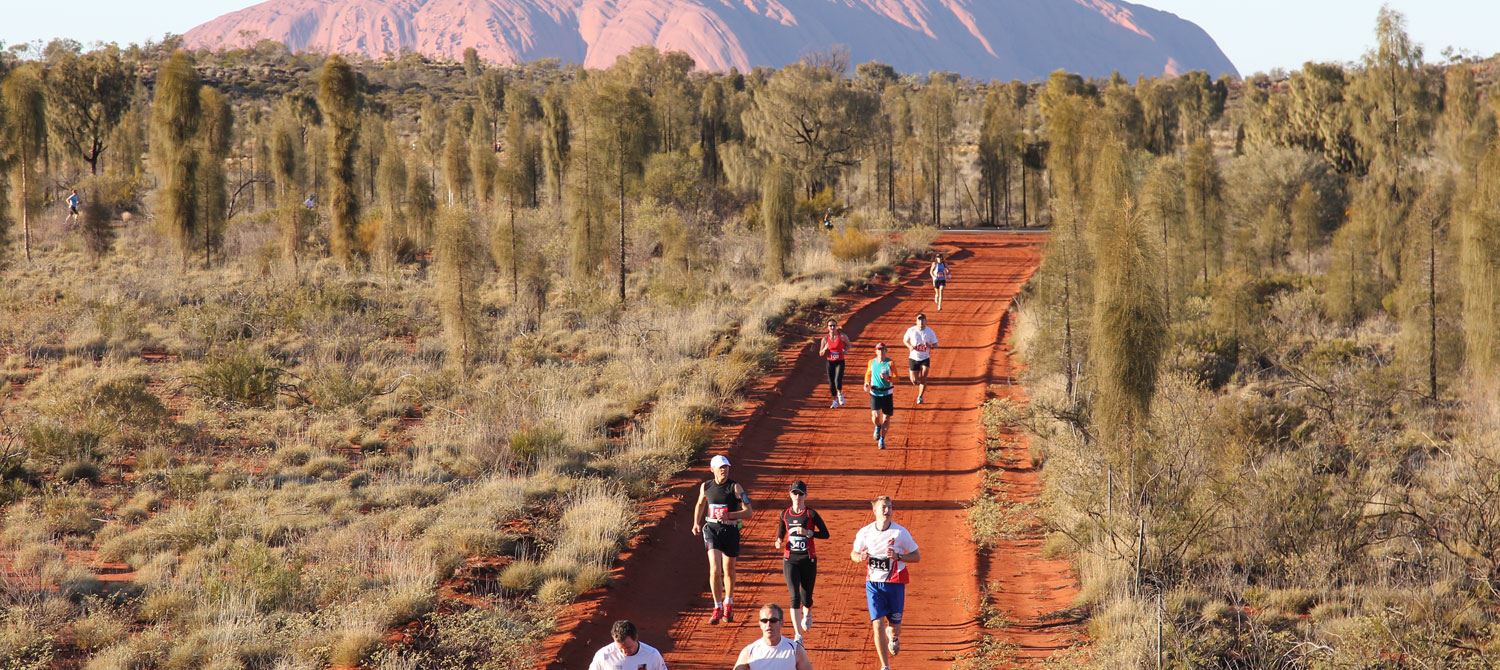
left=1002, top=7, right=1500, bottom=667
left=0, top=40, right=936, bottom=668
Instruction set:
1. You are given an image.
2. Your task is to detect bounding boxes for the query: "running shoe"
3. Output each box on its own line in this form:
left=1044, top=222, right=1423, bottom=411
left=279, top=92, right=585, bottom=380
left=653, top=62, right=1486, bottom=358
left=724, top=602, right=734, bottom=622
left=831, top=399, right=839, bottom=408
left=802, top=611, right=812, bottom=630
left=838, top=392, right=846, bottom=406
left=877, top=435, right=886, bottom=450
left=709, top=606, right=723, bottom=625
left=916, top=395, right=923, bottom=404
left=873, top=425, right=881, bottom=440
left=889, top=635, right=900, bottom=656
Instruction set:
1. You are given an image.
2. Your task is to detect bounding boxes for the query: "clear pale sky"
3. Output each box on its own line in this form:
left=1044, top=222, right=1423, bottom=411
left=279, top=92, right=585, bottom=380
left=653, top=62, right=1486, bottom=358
left=3, top=0, right=1498, bottom=76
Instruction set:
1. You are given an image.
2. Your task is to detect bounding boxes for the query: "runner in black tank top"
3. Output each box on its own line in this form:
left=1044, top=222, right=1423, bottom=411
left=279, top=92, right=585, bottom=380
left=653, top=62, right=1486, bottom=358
left=774, top=480, right=830, bottom=644
left=692, top=454, right=752, bottom=625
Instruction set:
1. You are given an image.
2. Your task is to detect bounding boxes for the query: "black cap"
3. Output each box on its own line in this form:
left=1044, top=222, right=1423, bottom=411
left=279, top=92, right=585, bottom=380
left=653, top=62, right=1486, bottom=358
left=790, top=480, right=807, bottom=494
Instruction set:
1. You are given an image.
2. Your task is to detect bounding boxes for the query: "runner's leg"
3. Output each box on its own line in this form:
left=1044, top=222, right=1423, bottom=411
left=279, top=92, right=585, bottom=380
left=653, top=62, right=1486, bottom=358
left=872, top=619, right=891, bottom=667
left=722, top=554, right=737, bottom=609
left=706, top=547, right=725, bottom=605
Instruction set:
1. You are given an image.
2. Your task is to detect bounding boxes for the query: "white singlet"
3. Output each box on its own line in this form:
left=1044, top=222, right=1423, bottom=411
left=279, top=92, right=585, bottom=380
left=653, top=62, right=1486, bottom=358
left=738, top=636, right=799, bottom=670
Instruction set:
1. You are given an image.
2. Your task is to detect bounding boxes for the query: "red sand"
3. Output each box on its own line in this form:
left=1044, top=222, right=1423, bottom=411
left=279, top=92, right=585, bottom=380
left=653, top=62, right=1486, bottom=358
left=540, top=233, right=1079, bottom=668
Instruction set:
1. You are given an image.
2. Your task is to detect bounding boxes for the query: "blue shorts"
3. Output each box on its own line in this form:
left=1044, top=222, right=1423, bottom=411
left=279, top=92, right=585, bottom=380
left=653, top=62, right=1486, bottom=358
left=866, top=581, right=906, bottom=624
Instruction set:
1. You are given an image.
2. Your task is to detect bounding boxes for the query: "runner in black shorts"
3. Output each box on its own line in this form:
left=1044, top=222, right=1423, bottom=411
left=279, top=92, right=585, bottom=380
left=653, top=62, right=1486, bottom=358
left=865, top=343, right=896, bottom=449
left=775, top=480, right=830, bottom=645
left=692, top=454, right=753, bottom=624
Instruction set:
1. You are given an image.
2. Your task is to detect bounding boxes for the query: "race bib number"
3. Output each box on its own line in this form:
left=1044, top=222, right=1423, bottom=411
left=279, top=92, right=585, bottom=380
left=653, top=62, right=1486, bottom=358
left=915, top=343, right=929, bottom=352
left=707, top=503, right=728, bottom=522
left=867, top=555, right=892, bottom=571
left=788, top=526, right=808, bottom=553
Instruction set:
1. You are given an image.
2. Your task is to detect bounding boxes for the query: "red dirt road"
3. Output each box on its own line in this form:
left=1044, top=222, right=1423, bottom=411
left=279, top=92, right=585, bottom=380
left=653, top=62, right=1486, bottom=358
left=543, top=233, right=1071, bottom=669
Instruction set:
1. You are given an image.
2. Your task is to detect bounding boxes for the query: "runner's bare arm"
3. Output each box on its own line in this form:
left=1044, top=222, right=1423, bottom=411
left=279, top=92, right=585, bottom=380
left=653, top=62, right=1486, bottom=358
left=774, top=513, right=787, bottom=550
left=690, top=483, right=706, bottom=535
left=726, top=483, right=753, bottom=520
left=897, top=548, right=922, bottom=563
left=795, top=641, right=814, bottom=670
left=733, top=646, right=752, bottom=670
left=817, top=337, right=828, bottom=357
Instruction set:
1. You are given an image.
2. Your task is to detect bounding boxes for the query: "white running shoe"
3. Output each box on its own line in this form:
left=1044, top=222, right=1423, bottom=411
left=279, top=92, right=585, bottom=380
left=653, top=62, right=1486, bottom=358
left=802, top=611, right=812, bottom=630
left=889, top=636, right=900, bottom=656
left=831, top=399, right=839, bottom=408
left=837, top=392, right=846, bottom=406
left=916, top=395, right=923, bottom=405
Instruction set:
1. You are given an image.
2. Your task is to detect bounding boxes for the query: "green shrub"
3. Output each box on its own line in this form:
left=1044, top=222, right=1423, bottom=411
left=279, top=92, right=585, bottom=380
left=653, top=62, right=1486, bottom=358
left=191, top=347, right=283, bottom=408
left=509, top=425, right=567, bottom=466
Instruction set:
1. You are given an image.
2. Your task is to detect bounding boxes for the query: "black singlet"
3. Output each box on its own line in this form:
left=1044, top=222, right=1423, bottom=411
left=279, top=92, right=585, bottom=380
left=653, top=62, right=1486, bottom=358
left=703, top=477, right=743, bottom=525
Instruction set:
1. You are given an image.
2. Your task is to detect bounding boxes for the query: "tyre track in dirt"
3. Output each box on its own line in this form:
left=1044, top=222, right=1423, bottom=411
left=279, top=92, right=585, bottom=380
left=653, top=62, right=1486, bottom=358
left=541, top=232, right=1066, bottom=669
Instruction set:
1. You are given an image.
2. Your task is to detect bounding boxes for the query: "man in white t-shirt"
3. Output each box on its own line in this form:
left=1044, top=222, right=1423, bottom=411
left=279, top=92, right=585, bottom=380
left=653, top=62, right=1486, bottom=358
left=901, top=313, right=938, bottom=404
left=589, top=619, right=669, bottom=670
left=850, top=496, right=920, bottom=670
left=734, top=603, right=813, bottom=670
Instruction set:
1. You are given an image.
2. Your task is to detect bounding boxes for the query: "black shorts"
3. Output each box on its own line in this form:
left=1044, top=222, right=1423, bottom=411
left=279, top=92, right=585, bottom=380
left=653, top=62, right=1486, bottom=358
left=933, top=279, right=947, bottom=288
left=908, top=358, right=931, bottom=373
left=702, top=522, right=741, bottom=557
left=870, top=393, right=894, bottom=416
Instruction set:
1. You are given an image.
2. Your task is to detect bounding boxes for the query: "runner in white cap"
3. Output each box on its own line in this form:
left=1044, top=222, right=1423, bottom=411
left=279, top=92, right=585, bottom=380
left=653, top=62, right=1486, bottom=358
left=733, top=604, right=814, bottom=670
left=691, top=454, right=753, bottom=624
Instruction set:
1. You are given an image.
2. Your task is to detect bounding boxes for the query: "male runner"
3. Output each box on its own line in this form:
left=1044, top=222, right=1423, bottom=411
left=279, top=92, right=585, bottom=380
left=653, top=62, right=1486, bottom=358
left=863, top=343, right=896, bottom=449
left=851, top=496, right=921, bottom=670
left=902, top=313, right=939, bottom=404
left=818, top=319, right=852, bottom=408
left=588, top=620, right=668, bottom=670
left=691, top=454, right=753, bottom=624
left=929, top=254, right=952, bottom=310
left=774, top=480, right=830, bottom=644
left=733, top=604, right=814, bottom=670
left=66, top=190, right=81, bottom=224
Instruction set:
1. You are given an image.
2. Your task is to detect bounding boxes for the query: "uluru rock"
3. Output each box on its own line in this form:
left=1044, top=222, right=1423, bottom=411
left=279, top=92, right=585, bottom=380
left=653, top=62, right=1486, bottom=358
left=183, top=0, right=1239, bottom=80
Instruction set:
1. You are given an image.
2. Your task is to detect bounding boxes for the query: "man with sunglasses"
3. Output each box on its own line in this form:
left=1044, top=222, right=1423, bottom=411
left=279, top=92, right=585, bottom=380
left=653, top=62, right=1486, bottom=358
left=733, top=603, right=814, bottom=670
left=864, top=342, right=896, bottom=449
left=691, top=454, right=753, bottom=624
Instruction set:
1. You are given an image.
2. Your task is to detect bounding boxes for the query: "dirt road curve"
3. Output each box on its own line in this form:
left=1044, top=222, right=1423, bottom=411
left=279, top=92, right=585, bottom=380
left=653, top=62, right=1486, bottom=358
left=542, top=233, right=1072, bottom=669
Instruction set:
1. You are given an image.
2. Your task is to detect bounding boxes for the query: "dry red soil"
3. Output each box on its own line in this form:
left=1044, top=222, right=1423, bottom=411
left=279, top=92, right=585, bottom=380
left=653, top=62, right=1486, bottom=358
left=540, top=232, right=1080, bottom=669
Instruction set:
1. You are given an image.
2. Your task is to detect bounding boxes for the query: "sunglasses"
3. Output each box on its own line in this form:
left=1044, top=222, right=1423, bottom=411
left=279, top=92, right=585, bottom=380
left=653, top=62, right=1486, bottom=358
left=759, top=618, right=781, bottom=623
left=790, top=491, right=805, bottom=496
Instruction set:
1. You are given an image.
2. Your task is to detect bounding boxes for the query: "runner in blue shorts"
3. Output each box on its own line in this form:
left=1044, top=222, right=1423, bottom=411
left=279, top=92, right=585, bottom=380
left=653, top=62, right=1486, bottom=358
left=851, top=495, right=920, bottom=670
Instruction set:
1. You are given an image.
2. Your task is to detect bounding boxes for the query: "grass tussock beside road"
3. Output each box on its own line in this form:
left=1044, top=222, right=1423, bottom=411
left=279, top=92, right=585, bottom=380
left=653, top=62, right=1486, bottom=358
left=0, top=207, right=933, bottom=669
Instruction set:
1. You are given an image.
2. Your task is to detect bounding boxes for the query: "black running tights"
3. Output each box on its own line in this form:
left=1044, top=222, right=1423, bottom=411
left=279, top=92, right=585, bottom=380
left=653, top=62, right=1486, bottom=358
left=826, top=360, right=845, bottom=397
left=783, top=558, right=817, bottom=609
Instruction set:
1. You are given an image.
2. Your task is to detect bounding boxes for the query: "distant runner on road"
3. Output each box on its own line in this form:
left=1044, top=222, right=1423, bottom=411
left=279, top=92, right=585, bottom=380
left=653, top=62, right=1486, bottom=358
left=588, top=620, right=668, bottom=670
left=851, top=496, right=921, bottom=670
left=774, top=480, right=830, bottom=645
left=691, top=454, right=753, bottom=624
left=864, top=343, right=896, bottom=449
left=818, top=319, right=852, bottom=408
left=902, top=313, right=938, bottom=405
left=929, top=254, right=951, bottom=310
left=733, top=604, right=814, bottom=670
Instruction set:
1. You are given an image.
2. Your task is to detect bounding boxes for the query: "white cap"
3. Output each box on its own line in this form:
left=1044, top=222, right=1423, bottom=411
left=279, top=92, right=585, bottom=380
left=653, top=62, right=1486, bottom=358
left=710, top=455, right=731, bottom=469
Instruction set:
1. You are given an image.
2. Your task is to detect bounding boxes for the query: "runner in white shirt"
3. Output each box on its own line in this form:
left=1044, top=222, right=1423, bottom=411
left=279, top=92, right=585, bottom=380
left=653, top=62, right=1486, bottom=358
left=902, top=313, right=938, bottom=404
left=733, top=604, right=813, bottom=670
left=851, top=496, right=920, bottom=670
left=589, top=620, right=669, bottom=670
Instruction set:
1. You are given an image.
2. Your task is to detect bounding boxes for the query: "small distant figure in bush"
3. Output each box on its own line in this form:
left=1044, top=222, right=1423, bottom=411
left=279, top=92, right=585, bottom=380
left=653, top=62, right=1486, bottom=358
left=692, top=454, right=753, bottom=625
left=66, top=189, right=81, bottom=224
left=304, top=193, right=317, bottom=210
left=929, top=253, right=951, bottom=310
left=589, top=619, right=667, bottom=670
left=822, top=210, right=834, bottom=231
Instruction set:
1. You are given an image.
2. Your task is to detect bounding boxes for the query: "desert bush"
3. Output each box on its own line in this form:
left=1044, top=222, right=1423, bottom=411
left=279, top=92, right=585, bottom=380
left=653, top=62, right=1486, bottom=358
left=191, top=346, right=283, bottom=408
left=829, top=225, right=882, bottom=262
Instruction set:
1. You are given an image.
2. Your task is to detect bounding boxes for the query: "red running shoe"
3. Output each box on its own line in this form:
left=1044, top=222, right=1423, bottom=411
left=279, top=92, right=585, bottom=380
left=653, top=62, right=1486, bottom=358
left=724, top=602, right=735, bottom=622
left=709, top=606, right=723, bottom=625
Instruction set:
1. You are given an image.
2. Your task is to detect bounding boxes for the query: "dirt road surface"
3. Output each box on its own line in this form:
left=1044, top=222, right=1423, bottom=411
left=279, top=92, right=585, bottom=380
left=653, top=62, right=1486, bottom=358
left=541, top=232, right=1076, bottom=668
